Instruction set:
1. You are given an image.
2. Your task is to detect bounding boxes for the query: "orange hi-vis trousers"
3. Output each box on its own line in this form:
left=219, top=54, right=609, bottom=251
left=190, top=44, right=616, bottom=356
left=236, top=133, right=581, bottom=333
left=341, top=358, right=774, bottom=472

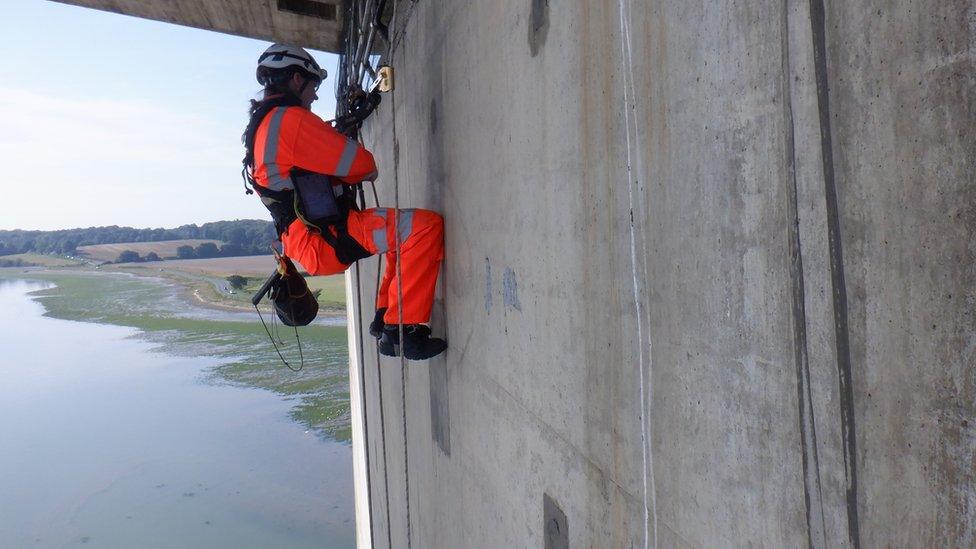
left=281, top=208, right=444, bottom=325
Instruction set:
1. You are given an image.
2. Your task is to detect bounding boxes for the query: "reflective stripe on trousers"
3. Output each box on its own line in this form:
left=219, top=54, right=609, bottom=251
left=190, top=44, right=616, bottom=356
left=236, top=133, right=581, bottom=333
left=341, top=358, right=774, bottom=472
left=371, top=208, right=415, bottom=254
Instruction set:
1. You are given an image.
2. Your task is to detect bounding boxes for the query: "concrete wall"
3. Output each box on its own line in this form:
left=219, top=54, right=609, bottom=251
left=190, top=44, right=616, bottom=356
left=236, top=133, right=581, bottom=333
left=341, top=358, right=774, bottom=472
left=348, top=0, right=975, bottom=547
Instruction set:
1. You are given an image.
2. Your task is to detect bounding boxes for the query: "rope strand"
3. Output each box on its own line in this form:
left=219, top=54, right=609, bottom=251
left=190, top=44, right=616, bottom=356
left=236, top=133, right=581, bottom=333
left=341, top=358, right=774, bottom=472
left=385, top=3, right=413, bottom=548
left=254, top=304, right=304, bottom=372
left=339, top=1, right=419, bottom=545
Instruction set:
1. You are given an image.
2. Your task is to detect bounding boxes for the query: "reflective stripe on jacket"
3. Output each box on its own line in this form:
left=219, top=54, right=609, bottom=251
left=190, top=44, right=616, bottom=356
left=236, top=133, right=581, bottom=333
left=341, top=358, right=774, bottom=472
left=253, top=106, right=378, bottom=192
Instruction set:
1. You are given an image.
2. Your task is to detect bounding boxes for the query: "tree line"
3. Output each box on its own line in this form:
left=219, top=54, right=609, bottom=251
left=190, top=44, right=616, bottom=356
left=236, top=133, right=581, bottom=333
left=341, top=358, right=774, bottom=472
left=0, top=220, right=277, bottom=257
left=114, top=242, right=243, bottom=263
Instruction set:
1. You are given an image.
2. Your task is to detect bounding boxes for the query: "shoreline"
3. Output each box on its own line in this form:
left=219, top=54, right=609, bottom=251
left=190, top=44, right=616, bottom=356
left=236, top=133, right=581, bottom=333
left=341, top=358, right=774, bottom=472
left=1, top=261, right=348, bottom=318
left=127, top=266, right=348, bottom=317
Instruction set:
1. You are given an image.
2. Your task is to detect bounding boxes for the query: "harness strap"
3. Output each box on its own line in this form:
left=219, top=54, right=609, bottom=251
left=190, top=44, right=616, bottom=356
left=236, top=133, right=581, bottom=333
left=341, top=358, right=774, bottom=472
left=254, top=179, right=371, bottom=266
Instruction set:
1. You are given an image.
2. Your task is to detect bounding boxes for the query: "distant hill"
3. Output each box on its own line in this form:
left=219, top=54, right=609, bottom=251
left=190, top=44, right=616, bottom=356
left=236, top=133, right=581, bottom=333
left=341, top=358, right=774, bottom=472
left=0, top=220, right=276, bottom=258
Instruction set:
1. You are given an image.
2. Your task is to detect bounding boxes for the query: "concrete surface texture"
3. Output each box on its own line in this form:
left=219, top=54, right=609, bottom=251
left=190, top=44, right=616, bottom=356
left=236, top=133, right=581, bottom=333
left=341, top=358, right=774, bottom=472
left=53, top=0, right=346, bottom=52
left=50, top=0, right=976, bottom=546
left=349, top=0, right=975, bottom=547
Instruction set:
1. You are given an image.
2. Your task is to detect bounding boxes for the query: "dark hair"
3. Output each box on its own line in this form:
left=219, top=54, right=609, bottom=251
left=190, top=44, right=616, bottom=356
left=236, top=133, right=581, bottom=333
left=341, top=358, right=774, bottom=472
left=240, top=68, right=305, bottom=191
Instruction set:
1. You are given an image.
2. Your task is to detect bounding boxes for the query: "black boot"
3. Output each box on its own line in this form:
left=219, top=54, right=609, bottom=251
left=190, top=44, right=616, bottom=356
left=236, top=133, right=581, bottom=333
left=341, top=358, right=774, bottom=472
left=369, top=308, right=387, bottom=339
left=379, top=324, right=447, bottom=360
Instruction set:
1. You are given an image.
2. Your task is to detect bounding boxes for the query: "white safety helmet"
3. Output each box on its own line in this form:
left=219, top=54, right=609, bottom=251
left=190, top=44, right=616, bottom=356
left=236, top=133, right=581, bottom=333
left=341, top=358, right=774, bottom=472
left=256, top=43, right=327, bottom=85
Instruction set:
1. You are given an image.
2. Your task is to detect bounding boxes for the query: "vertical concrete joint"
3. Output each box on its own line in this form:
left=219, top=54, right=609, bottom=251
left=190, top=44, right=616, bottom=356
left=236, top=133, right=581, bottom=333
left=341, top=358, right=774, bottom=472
left=781, top=1, right=828, bottom=546
left=808, top=0, right=861, bottom=546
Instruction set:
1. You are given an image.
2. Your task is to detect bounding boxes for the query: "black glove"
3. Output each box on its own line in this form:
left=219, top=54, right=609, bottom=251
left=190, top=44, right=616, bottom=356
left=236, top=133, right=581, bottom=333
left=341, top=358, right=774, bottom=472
left=334, top=89, right=383, bottom=138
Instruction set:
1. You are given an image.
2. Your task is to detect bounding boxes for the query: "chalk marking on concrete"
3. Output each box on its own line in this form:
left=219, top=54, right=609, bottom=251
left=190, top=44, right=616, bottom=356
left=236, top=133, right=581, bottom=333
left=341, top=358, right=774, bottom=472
left=485, top=258, right=492, bottom=312
left=618, top=1, right=657, bottom=547
left=502, top=267, right=521, bottom=311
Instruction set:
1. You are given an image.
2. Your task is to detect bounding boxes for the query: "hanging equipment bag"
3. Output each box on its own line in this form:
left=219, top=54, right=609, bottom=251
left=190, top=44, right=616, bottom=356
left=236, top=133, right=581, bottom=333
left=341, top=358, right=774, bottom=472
left=252, top=249, right=318, bottom=327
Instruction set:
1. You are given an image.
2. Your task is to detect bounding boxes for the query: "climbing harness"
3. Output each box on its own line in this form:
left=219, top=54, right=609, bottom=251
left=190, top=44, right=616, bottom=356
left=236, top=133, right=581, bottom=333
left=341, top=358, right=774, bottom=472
left=241, top=84, right=375, bottom=266
left=244, top=135, right=372, bottom=266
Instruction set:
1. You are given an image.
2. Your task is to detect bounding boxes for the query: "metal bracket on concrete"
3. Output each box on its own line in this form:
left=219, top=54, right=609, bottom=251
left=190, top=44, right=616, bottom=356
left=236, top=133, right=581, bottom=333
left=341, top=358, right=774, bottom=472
left=371, top=66, right=394, bottom=93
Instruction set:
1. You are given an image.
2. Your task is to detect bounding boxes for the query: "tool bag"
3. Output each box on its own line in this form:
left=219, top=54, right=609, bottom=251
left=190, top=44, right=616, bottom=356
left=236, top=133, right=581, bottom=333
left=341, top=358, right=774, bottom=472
left=252, top=249, right=318, bottom=327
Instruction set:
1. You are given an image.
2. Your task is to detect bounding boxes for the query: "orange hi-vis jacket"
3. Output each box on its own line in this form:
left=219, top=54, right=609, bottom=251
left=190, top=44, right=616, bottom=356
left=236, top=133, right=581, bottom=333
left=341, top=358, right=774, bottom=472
left=252, top=106, right=377, bottom=191
left=252, top=105, right=445, bottom=325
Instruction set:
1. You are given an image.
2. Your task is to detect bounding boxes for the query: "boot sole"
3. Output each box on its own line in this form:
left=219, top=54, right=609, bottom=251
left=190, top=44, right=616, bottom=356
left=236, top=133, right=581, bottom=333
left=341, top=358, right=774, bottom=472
left=378, top=339, right=447, bottom=360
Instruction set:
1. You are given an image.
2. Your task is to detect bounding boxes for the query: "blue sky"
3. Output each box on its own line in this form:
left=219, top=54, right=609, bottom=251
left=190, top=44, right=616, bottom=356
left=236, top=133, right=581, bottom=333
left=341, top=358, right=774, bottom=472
left=0, top=1, right=339, bottom=230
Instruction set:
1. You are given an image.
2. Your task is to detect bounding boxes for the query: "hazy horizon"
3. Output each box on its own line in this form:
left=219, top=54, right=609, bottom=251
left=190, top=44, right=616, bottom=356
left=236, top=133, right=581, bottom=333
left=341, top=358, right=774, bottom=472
left=0, top=218, right=271, bottom=234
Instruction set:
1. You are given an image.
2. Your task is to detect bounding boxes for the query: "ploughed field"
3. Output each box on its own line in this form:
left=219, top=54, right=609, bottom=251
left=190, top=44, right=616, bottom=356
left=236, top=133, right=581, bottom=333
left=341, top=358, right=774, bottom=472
left=142, top=255, right=278, bottom=276
left=77, top=239, right=221, bottom=262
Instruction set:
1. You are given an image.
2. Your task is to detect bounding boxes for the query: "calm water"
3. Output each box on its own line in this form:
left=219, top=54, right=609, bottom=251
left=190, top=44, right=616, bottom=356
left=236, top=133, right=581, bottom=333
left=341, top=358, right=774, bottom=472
left=0, top=278, right=355, bottom=548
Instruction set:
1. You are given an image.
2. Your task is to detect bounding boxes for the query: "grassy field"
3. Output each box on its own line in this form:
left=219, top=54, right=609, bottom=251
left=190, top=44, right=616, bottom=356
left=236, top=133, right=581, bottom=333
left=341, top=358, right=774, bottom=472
left=0, top=253, right=85, bottom=267
left=77, top=239, right=221, bottom=262
left=1, top=251, right=347, bottom=312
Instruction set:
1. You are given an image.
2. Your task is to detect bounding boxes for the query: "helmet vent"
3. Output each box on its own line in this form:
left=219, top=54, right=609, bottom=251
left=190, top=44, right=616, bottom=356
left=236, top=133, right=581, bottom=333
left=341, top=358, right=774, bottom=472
left=276, top=0, right=337, bottom=21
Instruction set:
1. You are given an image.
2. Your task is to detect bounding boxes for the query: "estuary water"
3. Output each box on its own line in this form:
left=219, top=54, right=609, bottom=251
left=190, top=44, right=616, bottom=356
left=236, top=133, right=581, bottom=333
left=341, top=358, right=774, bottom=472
left=0, top=278, right=354, bottom=548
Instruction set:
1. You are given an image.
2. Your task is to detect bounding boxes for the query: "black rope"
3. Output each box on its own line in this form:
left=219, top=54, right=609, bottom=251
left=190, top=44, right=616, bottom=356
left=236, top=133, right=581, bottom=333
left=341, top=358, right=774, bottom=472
left=254, top=304, right=304, bottom=372
left=337, top=1, right=422, bottom=545
left=384, top=4, right=413, bottom=546
left=352, top=129, right=379, bottom=549
left=370, top=180, right=394, bottom=549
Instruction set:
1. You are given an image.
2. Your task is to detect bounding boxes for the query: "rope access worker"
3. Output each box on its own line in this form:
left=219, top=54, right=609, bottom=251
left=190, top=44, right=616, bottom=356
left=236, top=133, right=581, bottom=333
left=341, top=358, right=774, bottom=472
left=242, top=43, right=447, bottom=360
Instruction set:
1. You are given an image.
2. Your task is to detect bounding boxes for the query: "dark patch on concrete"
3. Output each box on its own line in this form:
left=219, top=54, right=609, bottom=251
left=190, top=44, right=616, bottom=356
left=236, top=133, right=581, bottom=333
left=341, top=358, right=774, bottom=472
left=429, top=357, right=451, bottom=456
left=429, top=98, right=438, bottom=135
left=809, top=0, right=861, bottom=545
left=503, top=267, right=521, bottom=311
left=277, top=0, right=338, bottom=21
left=543, top=493, right=568, bottom=549
left=528, top=0, right=549, bottom=57
left=485, top=258, right=492, bottom=311
left=424, top=54, right=446, bottom=209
